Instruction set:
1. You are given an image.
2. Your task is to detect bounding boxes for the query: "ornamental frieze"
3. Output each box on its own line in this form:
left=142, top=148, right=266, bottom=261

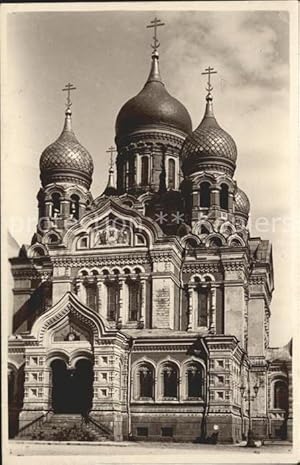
left=222, top=261, right=246, bottom=271
left=182, top=263, right=220, bottom=273
left=51, top=255, right=150, bottom=268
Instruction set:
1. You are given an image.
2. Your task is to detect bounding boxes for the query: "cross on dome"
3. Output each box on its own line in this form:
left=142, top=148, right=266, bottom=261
left=62, top=82, right=77, bottom=110
left=201, top=66, right=217, bottom=97
left=146, top=17, right=165, bottom=52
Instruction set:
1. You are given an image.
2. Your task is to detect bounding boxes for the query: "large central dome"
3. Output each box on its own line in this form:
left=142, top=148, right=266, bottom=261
left=115, top=51, right=192, bottom=139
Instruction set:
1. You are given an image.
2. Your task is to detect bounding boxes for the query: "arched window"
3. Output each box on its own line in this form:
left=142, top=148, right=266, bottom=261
left=197, top=287, right=209, bottom=327
left=85, top=282, right=98, bottom=311
left=8, top=369, right=15, bottom=404
left=70, top=194, right=80, bottom=220
left=48, top=233, right=59, bottom=245
left=168, top=158, right=176, bottom=189
left=138, top=364, right=154, bottom=399
left=274, top=380, right=288, bottom=410
left=200, top=183, right=210, bottom=208
left=209, top=237, right=223, bottom=248
left=187, top=363, right=204, bottom=398
left=141, top=157, right=149, bottom=186
left=106, top=281, right=119, bottom=321
left=162, top=363, right=178, bottom=398
left=220, top=184, right=229, bottom=210
left=128, top=279, right=141, bottom=321
left=51, top=193, right=61, bottom=217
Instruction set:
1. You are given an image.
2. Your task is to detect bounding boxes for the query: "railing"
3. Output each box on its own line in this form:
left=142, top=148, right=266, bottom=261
left=18, top=409, right=52, bottom=436
left=86, top=415, right=113, bottom=437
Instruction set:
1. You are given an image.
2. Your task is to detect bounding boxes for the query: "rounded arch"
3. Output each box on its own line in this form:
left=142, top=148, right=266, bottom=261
left=193, top=220, right=214, bottom=236
left=201, top=273, right=216, bottom=282
left=199, top=181, right=211, bottom=208
left=43, top=230, right=62, bottom=246
left=228, top=234, right=246, bottom=247
left=181, top=234, right=202, bottom=248
left=69, top=350, right=93, bottom=368
left=132, top=358, right=156, bottom=401
left=46, top=349, right=70, bottom=367
left=44, top=185, right=65, bottom=200
left=205, top=233, right=226, bottom=248
left=219, top=222, right=236, bottom=237
left=220, top=183, right=229, bottom=210
left=27, top=243, right=48, bottom=258
left=157, top=359, right=180, bottom=400
left=271, top=377, right=289, bottom=410
left=78, top=268, right=90, bottom=277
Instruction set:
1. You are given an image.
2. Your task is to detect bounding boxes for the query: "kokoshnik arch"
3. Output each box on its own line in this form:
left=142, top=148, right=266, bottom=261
left=7, top=17, right=292, bottom=443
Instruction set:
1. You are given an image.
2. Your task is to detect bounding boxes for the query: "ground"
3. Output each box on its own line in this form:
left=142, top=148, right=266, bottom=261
left=6, top=441, right=296, bottom=465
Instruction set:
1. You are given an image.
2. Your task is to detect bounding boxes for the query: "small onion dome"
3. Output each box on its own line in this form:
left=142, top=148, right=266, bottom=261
left=103, top=167, right=117, bottom=197
left=235, top=187, right=250, bottom=217
left=115, top=51, right=192, bottom=139
left=40, top=108, right=94, bottom=189
left=181, top=94, right=237, bottom=176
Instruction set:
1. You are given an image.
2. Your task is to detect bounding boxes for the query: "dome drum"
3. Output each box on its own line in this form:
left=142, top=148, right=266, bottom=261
left=40, top=167, right=92, bottom=190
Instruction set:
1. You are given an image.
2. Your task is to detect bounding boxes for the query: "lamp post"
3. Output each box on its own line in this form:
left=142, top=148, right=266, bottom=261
left=240, top=381, right=260, bottom=447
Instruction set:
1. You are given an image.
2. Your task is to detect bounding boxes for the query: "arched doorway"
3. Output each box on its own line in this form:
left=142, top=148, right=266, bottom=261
left=51, top=358, right=93, bottom=414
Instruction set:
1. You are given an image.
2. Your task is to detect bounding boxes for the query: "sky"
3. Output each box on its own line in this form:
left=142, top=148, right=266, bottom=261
left=3, top=5, right=296, bottom=346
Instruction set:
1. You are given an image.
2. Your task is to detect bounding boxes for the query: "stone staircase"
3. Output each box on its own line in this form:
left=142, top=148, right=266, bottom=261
left=17, top=414, right=111, bottom=442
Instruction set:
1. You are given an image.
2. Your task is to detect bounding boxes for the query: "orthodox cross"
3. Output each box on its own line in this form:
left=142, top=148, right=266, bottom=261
left=146, top=17, right=165, bottom=51
left=62, top=82, right=77, bottom=110
left=106, top=146, right=117, bottom=168
left=201, top=67, right=217, bottom=94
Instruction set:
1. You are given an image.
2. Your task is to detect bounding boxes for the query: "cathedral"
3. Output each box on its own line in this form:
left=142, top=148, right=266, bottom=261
left=8, top=19, right=292, bottom=443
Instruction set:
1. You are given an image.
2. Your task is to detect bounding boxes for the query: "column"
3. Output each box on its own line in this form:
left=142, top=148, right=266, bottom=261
left=228, top=192, right=234, bottom=212
left=209, top=286, right=217, bottom=333
left=210, top=187, right=220, bottom=208
left=187, top=287, right=193, bottom=331
left=136, top=154, right=141, bottom=185
left=118, top=277, right=125, bottom=327
left=97, top=278, right=104, bottom=316
left=139, top=278, right=146, bottom=328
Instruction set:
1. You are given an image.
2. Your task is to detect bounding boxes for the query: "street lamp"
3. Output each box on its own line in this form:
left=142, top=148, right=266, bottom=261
left=240, top=380, right=260, bottom=447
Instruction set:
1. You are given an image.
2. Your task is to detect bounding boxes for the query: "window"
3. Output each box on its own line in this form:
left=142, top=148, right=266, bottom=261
left=137, top=427, right=148, bottom=437
left=274, top=380, right=288, bottom=410
left=187, top=363, right=203, bottom=398
left=138, top=364, right=154, bottom=399
left=51, top=193, right=61, bottom=217
left=128, top=279, right=141, bottom=321
left=220, top=184, right=229, bottom=210
left=162, top=363, right=178, bottom=398
left=197, top=287, right=209, bottom=327
left=200, top=182, right=210, bottom=208
left=70, top=194, right=80, bottom=220
left=161, top=427, right=173, bottom=437
left=107, top=281, right=119, bottom=321
left=168, top=158, right=176, bottom=189
left=141, top=157, right=149, bottom=185
left=86, top=282, right=98, bottom=311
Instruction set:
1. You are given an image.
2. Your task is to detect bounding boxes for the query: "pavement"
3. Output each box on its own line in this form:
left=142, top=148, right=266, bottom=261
left=5, top=440, right=296, bottom=464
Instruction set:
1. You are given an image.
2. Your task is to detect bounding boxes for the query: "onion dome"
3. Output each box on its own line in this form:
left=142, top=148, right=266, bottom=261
left=40, top=108, right=94, bottom=189
left=235, top=187, right=250, bottom=217
left=103, top=165, right=117, bottom=197
left=181, top=93, right=237, bottom=176
left=115, top=50, right=192, bottom=139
